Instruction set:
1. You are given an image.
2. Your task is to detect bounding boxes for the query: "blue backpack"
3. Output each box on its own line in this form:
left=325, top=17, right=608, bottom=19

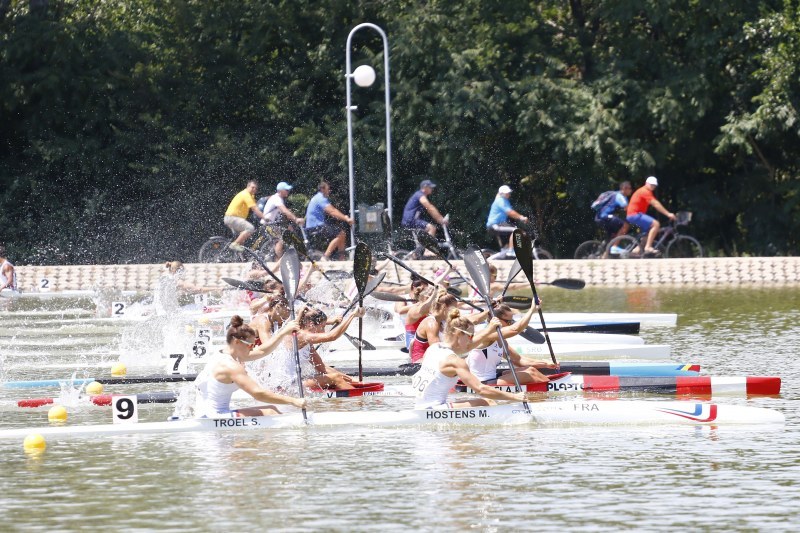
left=591, top=191, right=617, bottom=213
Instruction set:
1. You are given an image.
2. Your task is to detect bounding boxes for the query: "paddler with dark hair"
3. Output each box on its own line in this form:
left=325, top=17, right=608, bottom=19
left=412, top=309, right=526, bottom=409
left=467, top=303, right=557, bottom=385
left=195, top=315, right=306, bottom=418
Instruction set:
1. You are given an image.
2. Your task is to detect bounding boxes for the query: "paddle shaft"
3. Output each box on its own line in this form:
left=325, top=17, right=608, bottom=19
left=382, top=253, right=484, bottom=312
left=288, top=305, right=308, bottom=422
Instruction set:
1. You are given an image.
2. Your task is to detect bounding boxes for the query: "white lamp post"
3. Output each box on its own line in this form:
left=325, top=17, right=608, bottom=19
left=345, top=23, right=393, bottom=253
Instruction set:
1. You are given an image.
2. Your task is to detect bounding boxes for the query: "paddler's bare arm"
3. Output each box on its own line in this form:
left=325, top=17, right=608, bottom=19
left=448, top=356, right=525, bottom=402
left=241, top=320, right=299, bottom=362
left=228, top=365, right=307, bottom=409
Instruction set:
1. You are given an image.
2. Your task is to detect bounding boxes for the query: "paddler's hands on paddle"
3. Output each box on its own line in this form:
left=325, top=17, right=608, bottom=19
left=291, top=397, right=308, bottom=410
left=275, top=319, right=300, bottom=338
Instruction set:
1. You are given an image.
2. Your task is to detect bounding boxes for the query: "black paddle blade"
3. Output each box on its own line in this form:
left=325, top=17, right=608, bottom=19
left=221, top=277, right=267, bottom=293
left=501, top=261, right=524, bottom=296
left=519, top=327, right=546, bottom=344
left=462, top=245, right=492, bottom=302
left=353, top=242, right=372, bottom=300
left=502, top=295, right=533, bottom=309
left=549, top=278, right=586, bottom=290
left=512, top=230, right=534, bottom=285
left=370, top=291, right=409, bottom=303
left=417, top=231, right=444, bottom=260
left=241, top=248, right=283, bottom=285
left=362, top=271, right=386, bottom=298
left=279, top=247, right=302, bottom=304
left=282, top=230, right=307, bottom=258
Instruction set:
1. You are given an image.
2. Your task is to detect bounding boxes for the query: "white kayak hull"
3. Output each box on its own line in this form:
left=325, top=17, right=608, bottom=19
left=0, top=401, right=783, bottom=440
left=320, top=342, right=670, bottom=364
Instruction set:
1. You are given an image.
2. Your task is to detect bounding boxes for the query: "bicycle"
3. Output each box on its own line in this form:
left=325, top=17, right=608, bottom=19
left=197, top=223, right=282, bottom=263
left=604, top=211, right=703, bottom=259
left=481, top=223, right=553, bottom=260
left=399, top=214, right=462, bottom=260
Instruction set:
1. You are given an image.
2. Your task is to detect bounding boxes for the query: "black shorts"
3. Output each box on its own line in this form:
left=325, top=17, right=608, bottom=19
left=595, top=215, right=624, bottom=238
left=308, top=222, right=343, bottom=242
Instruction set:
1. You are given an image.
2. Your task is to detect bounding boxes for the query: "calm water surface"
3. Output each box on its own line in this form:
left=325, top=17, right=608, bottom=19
left=1, top=286, right=798, bottom=532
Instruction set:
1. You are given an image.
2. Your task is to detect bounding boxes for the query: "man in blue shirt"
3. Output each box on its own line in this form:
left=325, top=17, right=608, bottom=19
left=305, top=181, right=354, bottom=261
left=595, top=181, right=633, bottom=240
left=401, top=179, right=448, bottom=259
left=486, top=185, right=528, bottom=260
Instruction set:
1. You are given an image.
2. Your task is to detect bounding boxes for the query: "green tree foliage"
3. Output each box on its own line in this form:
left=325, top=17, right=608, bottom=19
left=0, top=0, right=797, bottom=263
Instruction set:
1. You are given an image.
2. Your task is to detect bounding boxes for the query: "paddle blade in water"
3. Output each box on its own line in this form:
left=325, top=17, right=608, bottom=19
left=353, top=242, right=372, bottom=300
left=463, top=245, right=491, bottom=301
left=279, top=247, right=302, bottom=303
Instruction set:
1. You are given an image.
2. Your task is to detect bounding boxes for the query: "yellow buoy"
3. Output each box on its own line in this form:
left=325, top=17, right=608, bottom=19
left=85, top=381, right=104, bottom=395
left=185, top=325, right=194, bottom=333
left=198, top=317, right=210, bottom=325
left=110, top=362, right=127, bottom=377
left=23, top=434, right=46, bottom=454
left=47, top=405, right=68, bottom=422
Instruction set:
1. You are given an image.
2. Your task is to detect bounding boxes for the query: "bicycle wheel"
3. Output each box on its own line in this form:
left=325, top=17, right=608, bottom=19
left=574, top=240, right=604, bottom=259
left=665, top=235, right=703, bottom=258
left=198, top=237, right=239, bottom=263
left=606, top=235, right=640, bottom=259
left=533, top=247, right=553, bottom=260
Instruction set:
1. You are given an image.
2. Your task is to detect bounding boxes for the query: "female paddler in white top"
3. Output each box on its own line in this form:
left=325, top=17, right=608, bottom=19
left=195, top=315, right=306, bottom=417
left=467, top=303, right=556, bottom=385
left=412, top=309, right=525, bottom=409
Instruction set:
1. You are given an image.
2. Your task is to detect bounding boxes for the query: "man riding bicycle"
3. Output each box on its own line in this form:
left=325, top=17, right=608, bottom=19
left=401, top=179, right=448, bottom=260
left=304, top=181, right=353, bottom=261
left=259, top=181, right=305, bottom=259
left=626, top=176, right=676, bottom=256
left=224, top=180, right=268, bottom=252
left=486, top=185, right=528, bottom=260
left=594, top=181, right=632, bottom=240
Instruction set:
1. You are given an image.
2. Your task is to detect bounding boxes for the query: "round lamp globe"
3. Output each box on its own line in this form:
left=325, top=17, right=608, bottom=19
left=353, top=65, right=376, bottom=87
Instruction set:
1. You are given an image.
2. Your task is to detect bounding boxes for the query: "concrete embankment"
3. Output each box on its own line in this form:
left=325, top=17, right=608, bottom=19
left=13, top=257, right=800, bottom=294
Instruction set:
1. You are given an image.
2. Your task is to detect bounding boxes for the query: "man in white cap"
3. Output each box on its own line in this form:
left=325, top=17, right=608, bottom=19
left=401, top=179, right=448, bottom=259
left=626, top=176, right=676, bottom=256
left=486, top=185, right=529, bottom=260
left=260, top=181, right=305, bottom=259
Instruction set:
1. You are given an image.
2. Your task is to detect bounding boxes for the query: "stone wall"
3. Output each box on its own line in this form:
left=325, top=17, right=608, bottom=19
left=13, top=257, right=800, bottom=293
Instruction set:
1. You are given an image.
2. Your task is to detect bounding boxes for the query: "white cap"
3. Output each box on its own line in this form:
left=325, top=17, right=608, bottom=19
left=276, top=182, right=293, bottom=191
left=498, top=185, right=512, bottom=194
left=645, top=176, right=658, bottom=186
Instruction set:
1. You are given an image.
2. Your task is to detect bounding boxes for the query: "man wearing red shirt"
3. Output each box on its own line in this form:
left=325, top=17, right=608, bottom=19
left=626, top=176, right=676, bottom=255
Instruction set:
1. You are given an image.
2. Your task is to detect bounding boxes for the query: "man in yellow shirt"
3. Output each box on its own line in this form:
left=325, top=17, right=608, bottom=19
left=224, top=180, right=267, bottom=251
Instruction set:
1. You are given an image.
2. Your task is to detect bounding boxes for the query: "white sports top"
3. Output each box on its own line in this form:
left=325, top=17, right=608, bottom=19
left=412, top=343, right=459, bottom=408
left=467, top=341, right=504, bottom=382
left=263, top=194, right=286, bottom=223
left=195, top=353, right=241, bottom=417
left=0, top=260, right=16, bottom=291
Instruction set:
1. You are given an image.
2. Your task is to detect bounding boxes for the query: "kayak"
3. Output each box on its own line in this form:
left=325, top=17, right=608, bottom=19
left=455, top=375, right=782, bottom=396
left=0, top=400, right=784, bottom=440
left=16, top=382, right=392, bottom=408
left=0, top=362, right=702, bottom=390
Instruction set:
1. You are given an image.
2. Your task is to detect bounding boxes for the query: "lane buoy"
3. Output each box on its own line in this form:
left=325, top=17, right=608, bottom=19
left=85, top=381, right=103, bottom=395
left=185, top=325, right=194, bottom=333
left=48, top=405, right=68, bottom=422
left=198, top=317, right=210, bottom=325
left=23, top=434, right=46, bottom=454
left=110, top=362, right=127, bottom=377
